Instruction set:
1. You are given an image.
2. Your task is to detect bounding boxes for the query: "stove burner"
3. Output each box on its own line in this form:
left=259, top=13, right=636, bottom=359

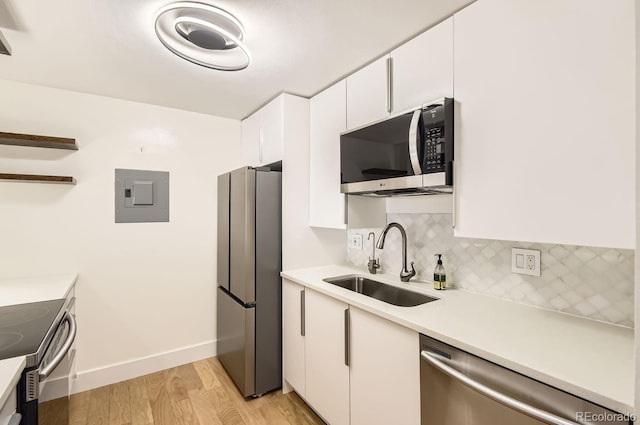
left=0, top=306, right=50, bottom=328
left=0, top=331, right=24, bottom=351
left=0, top=299, right=65, bottom=361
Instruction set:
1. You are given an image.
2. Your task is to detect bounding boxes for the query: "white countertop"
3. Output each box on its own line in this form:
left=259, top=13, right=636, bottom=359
left=282, top=264, right=635, bottom=415
left=0, top=357, right=25, bottom=410
left=0, top=273, right=78, bottom=307
left=0, top=273, right=78, bottom=409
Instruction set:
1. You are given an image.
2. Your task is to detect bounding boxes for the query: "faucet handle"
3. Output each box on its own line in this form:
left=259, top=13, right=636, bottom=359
left=400, top=262, right=416, bottom=282
left=368, top=258, right=380, bottom=274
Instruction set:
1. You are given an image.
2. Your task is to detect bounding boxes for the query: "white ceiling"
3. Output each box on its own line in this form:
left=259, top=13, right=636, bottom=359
left=0, top=0, right=473, bottom=119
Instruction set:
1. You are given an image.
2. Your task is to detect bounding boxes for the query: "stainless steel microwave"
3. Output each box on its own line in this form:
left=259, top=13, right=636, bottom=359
left=340, top=98, right=453, bottom=196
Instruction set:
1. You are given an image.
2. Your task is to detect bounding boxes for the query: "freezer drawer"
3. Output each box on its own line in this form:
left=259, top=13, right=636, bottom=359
left=217, top=287, right=255, bottom=397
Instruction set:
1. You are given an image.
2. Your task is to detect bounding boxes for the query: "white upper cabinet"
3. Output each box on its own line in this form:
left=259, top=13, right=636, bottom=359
left=346, top=55, right=390, bottom=130
left=345, top=18, right=454, bottom=131
left=309, top=80, right=347, bottom=229
left=260, top=96, right=285, bottom=165
left=391, top=17, right=454, bottom=113
left=241, top=110, right=261, bottom=167
left=309, top=80, right=387, bottom=229
left=241, top=96, right=285, bottom=166
left=453, top=0, right=635, bottom=248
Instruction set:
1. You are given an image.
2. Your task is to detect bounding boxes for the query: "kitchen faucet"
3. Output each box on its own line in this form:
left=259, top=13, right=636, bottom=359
left=367, top=232, right=380, bottom=274
left=376, top=222, right=416, bottom=282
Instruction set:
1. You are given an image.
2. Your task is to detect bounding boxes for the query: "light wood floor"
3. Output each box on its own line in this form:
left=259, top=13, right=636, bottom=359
left=66, top=357, right=325, bottom=425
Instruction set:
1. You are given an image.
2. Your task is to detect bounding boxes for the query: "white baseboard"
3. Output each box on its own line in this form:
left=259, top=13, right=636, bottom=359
left=64, top=340, right=217, bottom=395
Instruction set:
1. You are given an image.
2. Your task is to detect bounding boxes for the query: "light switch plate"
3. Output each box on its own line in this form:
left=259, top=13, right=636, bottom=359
left=511, top=248, right=541, bottom=276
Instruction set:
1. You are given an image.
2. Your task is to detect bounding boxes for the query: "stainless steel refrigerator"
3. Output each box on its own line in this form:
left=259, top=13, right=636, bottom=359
left=216, top=166, right=282, bottom=397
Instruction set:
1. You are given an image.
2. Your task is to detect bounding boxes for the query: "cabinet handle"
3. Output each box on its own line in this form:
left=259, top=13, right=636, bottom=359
left=344, top=308, right=350, bottom=366
left=452, top=160, right=456, bottom=229
left=386, top=57, right=393, bottom=113
left=300, top=289, right=305, bottom=336
left=259, top=128, right=264, bottom=163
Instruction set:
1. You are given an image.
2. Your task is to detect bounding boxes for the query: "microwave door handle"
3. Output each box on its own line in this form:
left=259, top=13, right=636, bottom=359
left=421, top=351, right=580, bottom=425
left=39, top=312, right=77, bottom=380
left=408, top=109, right=422, bottom=175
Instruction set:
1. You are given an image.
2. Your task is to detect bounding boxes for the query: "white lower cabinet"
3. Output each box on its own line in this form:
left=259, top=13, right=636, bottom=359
left=282, top=279, right=420, bottom=425
left=305, top=290, right=350, bottom=425
left=349, top=307, right=420, bottom=425
left=282, top=280, right=306, bottom=397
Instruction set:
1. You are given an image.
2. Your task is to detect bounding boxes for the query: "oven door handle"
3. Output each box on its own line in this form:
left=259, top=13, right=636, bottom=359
left=408, top=109, right=423, bottom=176
left=39, top=312, right=77, bottom=380
left=420, top=351, right=580, bottom=425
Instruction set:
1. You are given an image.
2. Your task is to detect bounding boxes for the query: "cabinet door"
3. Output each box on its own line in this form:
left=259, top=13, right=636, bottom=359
left=346, top=55, right=390, bottom=130
left=309, top=80, right=347, bottom=229
left=260, top=96, right=284, bottom=165
left=241, top=110, right=261, bottom=166
left=282, top=279, right=306, bottom=397
left=453, top=0, right=635, bottom=248
left=349, top=307, right=420, bottom=425
left=305, top=290, right=350, bottom=425
left=391, top=17, right=453, bottom=113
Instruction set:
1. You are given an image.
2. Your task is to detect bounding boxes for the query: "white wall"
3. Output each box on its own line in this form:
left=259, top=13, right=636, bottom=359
left=281, top=94, right=346, bottom=270
left=0, top=79, right=242, bottom=392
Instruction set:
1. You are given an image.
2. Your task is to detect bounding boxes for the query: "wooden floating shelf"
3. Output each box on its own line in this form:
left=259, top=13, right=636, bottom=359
left=0, top=131, right=78, bottom=150
left=0, top=173, right=76, bottom=185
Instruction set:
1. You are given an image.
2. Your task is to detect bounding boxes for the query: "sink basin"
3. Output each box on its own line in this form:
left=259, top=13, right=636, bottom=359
left=322, top=275, right=438, bottom=307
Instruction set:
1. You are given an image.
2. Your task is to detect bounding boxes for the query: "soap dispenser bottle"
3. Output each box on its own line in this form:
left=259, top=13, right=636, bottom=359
left=433, top=254, right=446, bottom=290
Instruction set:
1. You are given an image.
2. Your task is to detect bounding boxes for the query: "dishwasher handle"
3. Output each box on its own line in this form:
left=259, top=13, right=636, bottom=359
left=420, top=351, right=580, bottom=425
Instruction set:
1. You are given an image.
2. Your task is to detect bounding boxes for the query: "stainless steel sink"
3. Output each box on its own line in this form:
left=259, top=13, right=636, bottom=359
left=322, top=274, right=438, bottom=307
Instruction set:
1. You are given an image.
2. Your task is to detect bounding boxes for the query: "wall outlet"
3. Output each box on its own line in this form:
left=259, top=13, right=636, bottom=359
left=350, top=233, right=363, bottom=250
left=511, top=248, right=541, bottom=276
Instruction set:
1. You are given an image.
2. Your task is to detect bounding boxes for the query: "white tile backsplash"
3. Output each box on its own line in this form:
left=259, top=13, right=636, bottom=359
left=347, top=213, right=634, bottom=327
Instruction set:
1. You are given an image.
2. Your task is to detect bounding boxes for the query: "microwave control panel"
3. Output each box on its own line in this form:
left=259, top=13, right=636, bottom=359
left=421, top=99, right=453, bottom=181
left=423, top=127, right=445, bottom=172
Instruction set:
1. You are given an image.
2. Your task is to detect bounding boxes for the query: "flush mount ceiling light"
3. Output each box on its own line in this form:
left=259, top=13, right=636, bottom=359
left=154, top=2, right=250, bottom=71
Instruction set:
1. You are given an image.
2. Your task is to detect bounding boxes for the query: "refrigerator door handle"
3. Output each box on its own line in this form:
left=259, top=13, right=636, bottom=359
left=300, top=289, right=305, bottom=336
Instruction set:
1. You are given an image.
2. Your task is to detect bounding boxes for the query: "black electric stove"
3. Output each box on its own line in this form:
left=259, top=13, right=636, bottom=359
left=0, top=298, right=76, bottom=425
left=0, top=299, right=65, bottom=365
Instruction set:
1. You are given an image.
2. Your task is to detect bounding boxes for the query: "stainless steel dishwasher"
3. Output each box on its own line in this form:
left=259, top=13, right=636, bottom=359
left=420, top=334, right=632, bottom=425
